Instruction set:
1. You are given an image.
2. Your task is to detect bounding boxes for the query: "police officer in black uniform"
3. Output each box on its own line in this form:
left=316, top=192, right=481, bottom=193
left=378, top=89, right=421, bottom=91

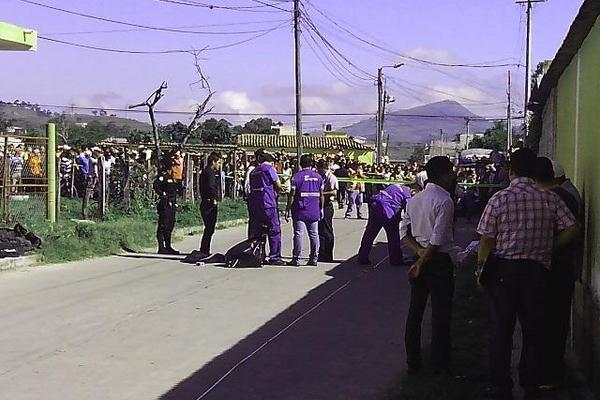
left=317, top=159, right=338, bottom=262
left=153, top=154, right=180, bottom=255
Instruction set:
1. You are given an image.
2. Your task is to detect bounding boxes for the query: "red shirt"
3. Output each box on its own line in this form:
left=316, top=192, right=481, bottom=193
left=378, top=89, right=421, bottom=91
left=477, top=177, right=576, bottom=267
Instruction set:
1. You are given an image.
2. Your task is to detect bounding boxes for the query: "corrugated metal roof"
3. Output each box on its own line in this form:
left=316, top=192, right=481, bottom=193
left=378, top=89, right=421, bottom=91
left=529, top=0, right=600, bottom=109
left=236, top=134, right=372, bottom=151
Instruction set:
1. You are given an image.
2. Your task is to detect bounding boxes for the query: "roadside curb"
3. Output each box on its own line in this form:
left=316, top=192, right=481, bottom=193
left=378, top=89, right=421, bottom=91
left=175, top=218, right=249, bottom=237
left=0, top=255, right=38, bottom=272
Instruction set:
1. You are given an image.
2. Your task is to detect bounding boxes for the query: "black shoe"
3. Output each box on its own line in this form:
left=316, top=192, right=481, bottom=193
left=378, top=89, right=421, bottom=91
left=165, top=248, right=180, bottom=255
left=268, top=259, right=287, bottom=266
left=286, top=259, right=301, bottom=267
left=158, top=248, right=170, bottom=255
left=307, top=259, right=318, bottom=267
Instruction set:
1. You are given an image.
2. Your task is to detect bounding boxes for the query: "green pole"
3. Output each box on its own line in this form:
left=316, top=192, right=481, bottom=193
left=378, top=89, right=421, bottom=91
left=47, top=123, right=56, bottom=223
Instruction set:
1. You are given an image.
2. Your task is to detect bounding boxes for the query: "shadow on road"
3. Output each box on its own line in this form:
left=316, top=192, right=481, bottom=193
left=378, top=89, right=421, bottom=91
left=159, top=243, right=411, bottom=400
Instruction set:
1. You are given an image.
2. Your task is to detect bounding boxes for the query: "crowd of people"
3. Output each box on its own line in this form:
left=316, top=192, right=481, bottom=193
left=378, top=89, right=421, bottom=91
left=1, top=144, right=47, bottom=193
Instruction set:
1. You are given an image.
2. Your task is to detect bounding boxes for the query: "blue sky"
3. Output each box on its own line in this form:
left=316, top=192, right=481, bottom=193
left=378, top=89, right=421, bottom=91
left=2, top=0, right=585, bottom=129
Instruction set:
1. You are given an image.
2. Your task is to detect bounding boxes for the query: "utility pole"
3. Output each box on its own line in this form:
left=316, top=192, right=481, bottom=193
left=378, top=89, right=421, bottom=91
left=464, top=117, right=471, bottom=150
left=507, top=70, right=513, bottom=152
left=293, top=0, right=303, bottom=164
left=517, top=0, right=545, bottom=137
left=440, top=129, right=445, bottom=157
left=376, top=67, right=383, bottom=164
left=375, top=63, right=403, bottom=164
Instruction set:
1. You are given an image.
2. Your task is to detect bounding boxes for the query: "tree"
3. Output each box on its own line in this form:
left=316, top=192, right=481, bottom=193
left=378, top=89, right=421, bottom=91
left=159, top=121, right=188, bottom=142
left=469, top=120, right=508, bottom=150
left=181, top=50, right=214, bottom=145
left=244, top=117, right=275, bottom=134
left=201, top=118, right=233, bottom=144
left=129, top=81, right=168, bottom=166
left=408, top=145, right=426, bottom=163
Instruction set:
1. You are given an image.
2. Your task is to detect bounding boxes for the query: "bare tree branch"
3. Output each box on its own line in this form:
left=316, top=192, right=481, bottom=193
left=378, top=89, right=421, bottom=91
left=129, top=81, right=168, bottom=165
left=181, top=50, right=215, bottom=145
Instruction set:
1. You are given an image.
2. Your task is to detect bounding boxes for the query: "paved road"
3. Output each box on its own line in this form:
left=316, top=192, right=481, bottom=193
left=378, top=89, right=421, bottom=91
left=0, top=210, right=412, bottom=400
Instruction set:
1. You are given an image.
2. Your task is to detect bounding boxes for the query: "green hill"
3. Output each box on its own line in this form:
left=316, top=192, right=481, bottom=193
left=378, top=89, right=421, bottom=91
left=0, top=102, right=151, bottom=135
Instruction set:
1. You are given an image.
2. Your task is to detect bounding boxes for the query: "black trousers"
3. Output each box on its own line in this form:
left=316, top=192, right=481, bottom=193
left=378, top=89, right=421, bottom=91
left=541, top=262, right=574, bottom=385
left=200, top=200, right=218, bottom=254
left=486, top=258, right=547, bottom=391
left=157, top=200, right=176, bottom=250
left=318, top=203, right=335, bottom=262
left=405, top=253, right=454, bottom=369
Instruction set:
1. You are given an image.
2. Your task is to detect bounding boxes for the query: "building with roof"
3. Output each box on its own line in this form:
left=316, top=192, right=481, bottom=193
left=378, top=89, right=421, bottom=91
left=0, top=22, right=36, bottom=51
left=236, top=133, right=374, bottom=164
left=529, top=0, right=600, bottom=392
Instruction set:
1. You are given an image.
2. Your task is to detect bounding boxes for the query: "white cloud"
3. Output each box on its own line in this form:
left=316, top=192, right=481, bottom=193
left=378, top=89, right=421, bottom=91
left=212, top=91, right=267, bottom=114
left=428, top=85, right=488, bottom=103
left=302, top=96, right=335, bottom=113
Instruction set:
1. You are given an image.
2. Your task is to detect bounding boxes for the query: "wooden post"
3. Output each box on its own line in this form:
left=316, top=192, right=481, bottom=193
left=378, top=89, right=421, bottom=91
left=185, top=153, right=194, bottom=202
left=46, top=124, right=57, bottom=223
left=232, top=150, right=237, bottom=201
left=97, top=155, right=106, bottom=219
left=1, top=136, right=9, bottom=222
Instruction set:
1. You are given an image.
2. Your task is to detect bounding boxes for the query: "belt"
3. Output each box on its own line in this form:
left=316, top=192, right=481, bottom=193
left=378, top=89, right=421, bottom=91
left=299, top=192, right=320, bottom=197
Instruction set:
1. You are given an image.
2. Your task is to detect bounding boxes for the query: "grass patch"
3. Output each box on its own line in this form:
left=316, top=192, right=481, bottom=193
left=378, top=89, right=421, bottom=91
left=3, top=197, right=248, bottom=264
left=384, top=268, right=490, bottom=400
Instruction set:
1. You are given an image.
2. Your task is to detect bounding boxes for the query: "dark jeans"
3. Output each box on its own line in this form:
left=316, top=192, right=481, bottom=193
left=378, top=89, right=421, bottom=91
left=157, top=199, right=176, bottom=250
left=200, top=200, right=218, bottom=254
left=318, top=204, right=335, bottom=262
left=405, top=253, right=454, bottom=369
left=486, top=258, right=547, bottom=391
left=541, top=262, right=575, bottom=385
left=358, top=203, right=402, bottom=265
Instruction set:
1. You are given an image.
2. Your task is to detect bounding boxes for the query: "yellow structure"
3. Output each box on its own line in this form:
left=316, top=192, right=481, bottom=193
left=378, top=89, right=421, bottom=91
left=0, top=22, right=37, bottom=51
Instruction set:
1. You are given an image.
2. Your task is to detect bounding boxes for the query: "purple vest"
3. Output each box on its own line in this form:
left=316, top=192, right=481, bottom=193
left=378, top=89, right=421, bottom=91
left=291, top=168, right=323, bottom=222
left=371, top=184, right=411, bottom=219
left=248, top=162, right=279, bottom=210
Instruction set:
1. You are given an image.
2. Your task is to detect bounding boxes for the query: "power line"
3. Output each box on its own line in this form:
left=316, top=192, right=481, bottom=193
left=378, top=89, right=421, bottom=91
left=40, top=19, right=289, bottom=36
left=32, top=103, right=521, bottom=119
left=302, top=0, right=522, bottom=69
left=158, top=0, right=289, bottom=13
left=18, top=0, right=286, bottom=35
left=38, top=21, right=288, bottom=54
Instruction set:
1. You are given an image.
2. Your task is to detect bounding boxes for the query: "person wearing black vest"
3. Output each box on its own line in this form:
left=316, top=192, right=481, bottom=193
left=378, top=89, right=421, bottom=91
left=153, top=154, right=180, bottom=255
left=198, top=152, right=221, bottom=258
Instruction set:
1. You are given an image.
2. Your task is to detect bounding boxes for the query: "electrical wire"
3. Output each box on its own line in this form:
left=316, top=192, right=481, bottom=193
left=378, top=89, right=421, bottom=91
left=302, top=0, right=522, bottom=69
left=38, top=21, right=288, bottom=54
left=18, top=0, right=286, bottom=35
left=32, top=103, right=522, bottom=119
left=158, top=0, right=289, bottom=13
left=39, top=19, right=290, bottom=36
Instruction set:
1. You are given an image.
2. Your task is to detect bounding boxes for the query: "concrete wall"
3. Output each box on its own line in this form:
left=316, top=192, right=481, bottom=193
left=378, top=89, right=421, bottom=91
left=546, top=16, right=600, bottom=392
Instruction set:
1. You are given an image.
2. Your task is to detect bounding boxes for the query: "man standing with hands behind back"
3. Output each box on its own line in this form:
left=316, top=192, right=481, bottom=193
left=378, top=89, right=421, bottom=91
left=198, top=152, right=221, bottom=258
left=400, top=156, right=457, bottom=375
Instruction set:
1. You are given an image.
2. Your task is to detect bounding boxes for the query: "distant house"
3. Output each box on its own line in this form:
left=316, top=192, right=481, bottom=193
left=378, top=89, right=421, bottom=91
left=3, top=126, right=27, bottom=135
left=270, top=122, right=295, bottom=136
left=74, top=122, right=88, bottom=129
left=529, top=0, right=600, bottom=392
left=236, top=133, right=374, bottom=164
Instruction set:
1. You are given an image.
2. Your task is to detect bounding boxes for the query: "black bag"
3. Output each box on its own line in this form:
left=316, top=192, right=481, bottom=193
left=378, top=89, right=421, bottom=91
left=225, top=238, right=265, bottom=268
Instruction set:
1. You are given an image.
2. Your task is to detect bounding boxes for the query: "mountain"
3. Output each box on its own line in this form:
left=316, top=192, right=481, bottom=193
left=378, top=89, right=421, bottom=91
left=344, top=100, right=494, bottom=144
left=0, top=102, right=151, bottom=134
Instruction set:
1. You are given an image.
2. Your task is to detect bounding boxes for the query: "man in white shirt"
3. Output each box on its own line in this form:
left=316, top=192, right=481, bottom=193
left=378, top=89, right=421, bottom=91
left=400, top=156, right=456, bottom=375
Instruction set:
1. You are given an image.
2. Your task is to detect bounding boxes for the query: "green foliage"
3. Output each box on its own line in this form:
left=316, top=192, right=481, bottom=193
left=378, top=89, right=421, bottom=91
left=469, top=120, right=507, bottom=150
left=243, top=117, right=276, bottom=135
left=159, top=121, right=188, bottom=142
left=408, top=145, right=426, bottom=163
left=201, top=118, right=234, bottom=144
left=5, top=197, right=248, bottom=264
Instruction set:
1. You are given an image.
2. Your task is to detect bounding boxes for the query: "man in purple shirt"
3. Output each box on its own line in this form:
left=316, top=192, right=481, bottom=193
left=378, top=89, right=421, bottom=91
left=285, top=155, right=324, bottom=267
left=358, top=184, right=411, bottom=266
left=247, top=149, right=286, bottom=265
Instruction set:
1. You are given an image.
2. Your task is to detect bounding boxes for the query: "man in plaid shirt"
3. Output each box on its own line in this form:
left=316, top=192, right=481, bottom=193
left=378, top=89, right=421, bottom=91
left=476, top=148, right=578, bottom=400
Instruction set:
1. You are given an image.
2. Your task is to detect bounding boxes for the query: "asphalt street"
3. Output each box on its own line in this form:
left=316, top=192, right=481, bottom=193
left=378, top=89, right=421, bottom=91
left=0, top=209, right=413, bottom=400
